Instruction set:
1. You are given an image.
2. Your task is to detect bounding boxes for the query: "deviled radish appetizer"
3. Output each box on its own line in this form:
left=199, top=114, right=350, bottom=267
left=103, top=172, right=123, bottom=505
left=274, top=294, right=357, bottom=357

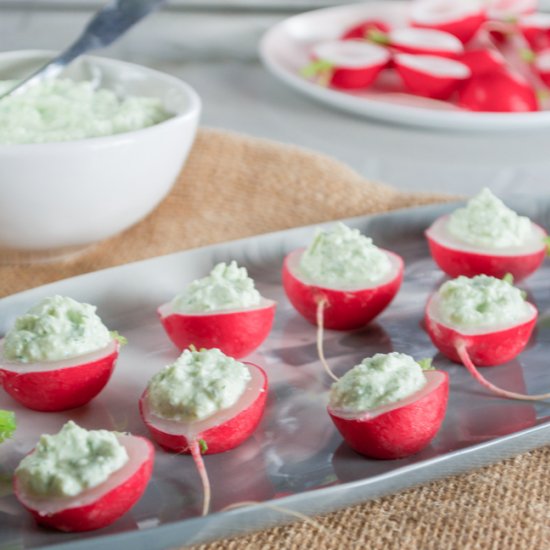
left=328, top=353, right=448, bottom=459
left=139, top=347, right=268, bottom=515
left=0, top=296, right=123, bottom=411
left=14, top=421, right=154, bottom=532
left=302, top=41, right=390, bottom=89
left=426, top=274, right=550, bottom=400
left=158, top=261, right=275, bottom=359
left=283, top=223, right=403, bottom=331
left=426, top=188, right=548, bottom=280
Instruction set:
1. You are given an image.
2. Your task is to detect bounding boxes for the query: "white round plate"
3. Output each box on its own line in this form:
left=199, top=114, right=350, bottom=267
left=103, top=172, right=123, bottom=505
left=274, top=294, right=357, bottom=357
left=259, top=1, right=550, bottom=131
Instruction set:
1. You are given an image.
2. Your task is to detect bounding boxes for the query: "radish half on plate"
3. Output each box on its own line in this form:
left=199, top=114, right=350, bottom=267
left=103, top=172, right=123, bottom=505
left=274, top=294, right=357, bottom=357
left=304, top=40, right=390, bottom=89
left=158, top=299, right=275, bottom=359
left=426, top=214, right=548, bottom=280
left=282, top=247, right=403, bottom=331
left=14, top=433, right=154, bottom=532
left=327, top=354, right=449, bottom=459
left=139, top=351, right=268, bottom=516
left=410, top=0, right=486, bottom=44
left=425, top=281, right=550, bottom=401
left=0, top=339, right=119, bottom=412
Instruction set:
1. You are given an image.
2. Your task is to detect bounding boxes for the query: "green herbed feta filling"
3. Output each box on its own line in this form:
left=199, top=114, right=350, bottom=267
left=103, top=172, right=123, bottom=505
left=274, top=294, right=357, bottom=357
left=437, top=275, right=530, bottom=330
left=147, top=348, right=251, bottom=421
left=171, top=261, right=261, bottom=313
left=329, top=353, right=426, bottom=413
left=448, top=188, right=532, bottom=248
left=3, top=295, right=111, bottom=363
left=0, top=78, right=170, bottom=145
left=299, top=223, right=391, bottom=286
left=16, top=421, right=128, bottom=498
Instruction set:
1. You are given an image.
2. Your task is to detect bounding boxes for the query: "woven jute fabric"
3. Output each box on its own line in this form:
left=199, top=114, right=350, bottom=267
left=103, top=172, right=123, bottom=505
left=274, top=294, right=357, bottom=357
left=1, top=128, right=548, bottom=548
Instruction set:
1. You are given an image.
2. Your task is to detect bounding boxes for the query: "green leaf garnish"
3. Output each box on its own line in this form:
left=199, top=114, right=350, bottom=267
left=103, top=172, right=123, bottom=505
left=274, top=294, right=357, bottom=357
left=544, top=235, right=550, bottom=256
left=418, top=358, right=434, bottom=371
left=367, top=28, right=390, bottom=46
left=110, top=331, right=128, bottom=346
left=198, top=439, right=208, bottom=454
left=0, top=410, right=16, bottom=444
left=519, top=48, right=536, bottom=64
left=502, top=273, right=514, bottom=285
left=300, top=60, right=334, bottom=86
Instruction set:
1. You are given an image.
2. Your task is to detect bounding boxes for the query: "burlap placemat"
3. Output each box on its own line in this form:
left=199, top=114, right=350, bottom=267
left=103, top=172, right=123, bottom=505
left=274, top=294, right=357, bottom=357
left=1, top=129, right=548, bottom=548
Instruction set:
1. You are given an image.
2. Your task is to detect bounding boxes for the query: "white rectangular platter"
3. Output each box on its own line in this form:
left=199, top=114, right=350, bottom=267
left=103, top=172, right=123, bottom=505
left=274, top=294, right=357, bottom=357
left=1, top=199, right=549, bottom=549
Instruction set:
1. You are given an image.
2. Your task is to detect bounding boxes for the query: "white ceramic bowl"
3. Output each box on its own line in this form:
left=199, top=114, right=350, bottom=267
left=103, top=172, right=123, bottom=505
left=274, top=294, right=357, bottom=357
left=0, top=50, right=201, bottom=260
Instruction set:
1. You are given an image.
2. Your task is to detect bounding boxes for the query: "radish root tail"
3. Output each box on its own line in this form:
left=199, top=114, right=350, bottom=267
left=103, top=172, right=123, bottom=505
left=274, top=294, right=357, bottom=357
left=316, top=298, right=339, bottom=382
left=456, top=343, right=550, bottom=401
left=189, top=440, right=211, bottom=516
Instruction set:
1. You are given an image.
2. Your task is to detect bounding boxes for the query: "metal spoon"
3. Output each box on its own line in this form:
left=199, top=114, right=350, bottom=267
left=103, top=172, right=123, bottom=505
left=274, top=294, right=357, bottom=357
left=0, top=0, right=167, bottom=100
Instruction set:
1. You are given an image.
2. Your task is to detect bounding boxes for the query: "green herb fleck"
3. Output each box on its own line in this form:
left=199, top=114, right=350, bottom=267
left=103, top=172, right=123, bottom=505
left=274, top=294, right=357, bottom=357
left=198, top=439, right=208, bottom=454
left=0, top=410, right=16, bottom=444
left=502, top=273, right=514, bottom=285
left=367, top=29, right=390, bottom=46
left=300, top=60, right=334, bottom=86
left=418, top=358, right=434, bottom=371
left=110, top=331, right=128, bottom=346
left=519, top=48, right=536, bottom=64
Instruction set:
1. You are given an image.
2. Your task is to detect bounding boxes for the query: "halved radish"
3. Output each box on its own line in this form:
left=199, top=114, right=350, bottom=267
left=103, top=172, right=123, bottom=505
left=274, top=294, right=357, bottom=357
left=139, top=362, right=268, bottom=515
left=394, top=53, right=471, bottom=99
left=14, top=434, right=154, bottom=532
left=282, top=248, right=403, bottom=331
left=425, top=214, right=548, bottom=280
left=458, top=69, right=539, bottom=111
left=410, top=0, right=486, bottom=44
left=461, top=48, right=506, bottom=75
left=519, top=13, right=550, bottom=51
left=303, top=41, right=390, bottom=89
left=425, top=293, right=537, bottom=366
left=534, top=48, right=550, bottom=86
left=341, top=19, right=390, bottom=41
left=425, top=293, right=550, bottom=401
left=0, top=339, right=119, bottom=412
left=487, top=0, right=537, bottom=20
left=158, top=298, right=275, bottom=359
left=328, top=369, right=449, bottom=459
left=372, top=28, right=464, bottom=58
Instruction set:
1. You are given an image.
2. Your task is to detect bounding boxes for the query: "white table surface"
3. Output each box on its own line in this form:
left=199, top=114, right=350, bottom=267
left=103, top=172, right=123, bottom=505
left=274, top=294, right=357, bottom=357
left=1, top=1, right=550, bottom=195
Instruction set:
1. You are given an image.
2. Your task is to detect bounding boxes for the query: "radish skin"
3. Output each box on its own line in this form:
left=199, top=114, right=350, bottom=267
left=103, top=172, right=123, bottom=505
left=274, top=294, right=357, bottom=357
left=328, top=370, right=449, bottom=459
left=14, top=434, right=154, bottom=532
left=158, top=300, right=275, bottom=359
left=282, top=248, right=403, bottom=331
left=0, top=340, right=119, bottom=412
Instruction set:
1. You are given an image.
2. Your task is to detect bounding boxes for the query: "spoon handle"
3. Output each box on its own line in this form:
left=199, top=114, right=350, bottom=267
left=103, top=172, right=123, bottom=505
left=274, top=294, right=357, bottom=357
left=1, top=0, right=167, bottom=99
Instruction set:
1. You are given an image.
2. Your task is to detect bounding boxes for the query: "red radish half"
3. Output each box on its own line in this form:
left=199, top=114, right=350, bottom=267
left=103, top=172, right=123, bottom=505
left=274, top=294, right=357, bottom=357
left=425, top=293, right=537, bottom=366
left=461, top=48, right=506, bottom=75
left=158, top=299, right=275, bottom=359
left=140, top=362, right=267, bottom=455
left=410, top=0, right=486, bottom=44
left=282, top=248, right=403, bottom=331
left=519, top=13, right=550, bottom=51
left=425, top=214, right=548, bottom=280
left=488, top=0, right=537, bottom=20
left=328, top=370, right=449, bottom=459
left=0, top=339, right=118, bottom=412
left=14, top=434, right=154, bottom=532
left=534, top=48, right=550, bottom=86
left=140, top=362, right=267, bottom=515
left=381, top=28, right=464, bottom=58
left=341, top=19, right=390, bottom=41
left=458, top=69, right=539, bottom=111
left=394, top=54, right=470, bottom=99
left=306, top=41, right=390, bottom=89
